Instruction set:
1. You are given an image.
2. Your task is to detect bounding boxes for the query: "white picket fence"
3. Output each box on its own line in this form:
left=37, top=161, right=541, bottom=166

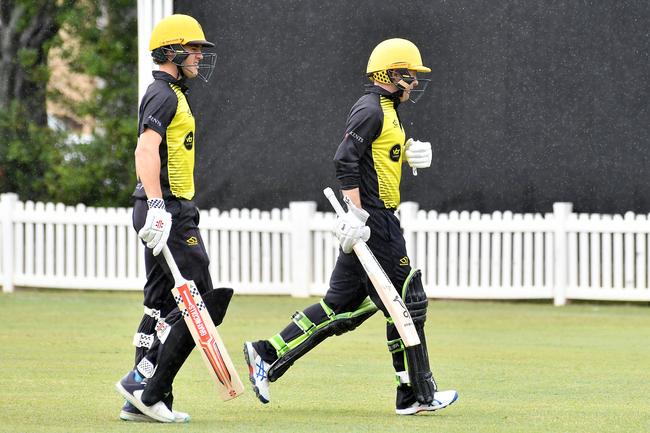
left=2, top=192, right=650, bottom=305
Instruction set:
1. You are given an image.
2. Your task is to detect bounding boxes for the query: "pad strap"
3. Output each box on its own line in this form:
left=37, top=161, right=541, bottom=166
left=136, top=357, right=156, bottom=379
left=144, top=306, right=161, bottom=320
left=132, top=332, right=154, bottom=348
left=395, top=371, right=410, bottom=385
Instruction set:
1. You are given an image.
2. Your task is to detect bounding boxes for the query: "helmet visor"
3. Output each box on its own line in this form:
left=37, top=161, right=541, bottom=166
left=165, top=46, right=217, bottom=83
left=391, top=69, right=430, bottom=104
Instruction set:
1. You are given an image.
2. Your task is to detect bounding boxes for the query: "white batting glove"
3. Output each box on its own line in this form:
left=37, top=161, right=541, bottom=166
left=334, top=197, right=371, bottom=254
left=138, top=198, right=172, bottom=256
left=405, top=138, right=432, bottom=169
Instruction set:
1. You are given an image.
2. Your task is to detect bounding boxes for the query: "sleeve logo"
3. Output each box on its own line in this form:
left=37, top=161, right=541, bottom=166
left=346, top=131, right=364, bottom=143
left=147, top=115, right=162, bottom=127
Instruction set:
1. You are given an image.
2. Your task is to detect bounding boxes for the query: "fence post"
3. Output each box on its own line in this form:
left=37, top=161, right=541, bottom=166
left=399, top=201, right=420, bottom=265
left=553, top=202, right=572, bottom=306
left=1, top=193, right=18, bottom=293
left=289, top=201, right=317, bottom=297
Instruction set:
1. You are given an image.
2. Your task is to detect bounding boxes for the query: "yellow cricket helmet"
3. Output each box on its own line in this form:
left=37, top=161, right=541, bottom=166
left=149, top=14, right=214, bottom=51
left=366, top=38, right=430, bottom=76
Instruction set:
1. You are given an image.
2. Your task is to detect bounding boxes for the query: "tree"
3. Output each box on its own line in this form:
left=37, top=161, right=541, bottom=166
left=0, top=0, right=138, bottom=206
left=0, top=0, right=75, bottom=201
left=54, top=0, right=138, bottom=207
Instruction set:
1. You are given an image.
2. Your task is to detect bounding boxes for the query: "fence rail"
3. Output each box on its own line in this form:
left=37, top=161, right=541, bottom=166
left=2, top=193, right=650, bottom=305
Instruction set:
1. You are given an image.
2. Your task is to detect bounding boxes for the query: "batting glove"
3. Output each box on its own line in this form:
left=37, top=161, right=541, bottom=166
left=138, top=198, right=172, bottom=256
left=334, top=198, right=371, bottom=254
left=405, top=138, right=432, bottom=169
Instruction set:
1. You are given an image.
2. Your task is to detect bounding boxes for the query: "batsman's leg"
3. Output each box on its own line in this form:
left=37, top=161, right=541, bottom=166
left=244, top=297, right=377, bottom=404
left=141, top=288, right=233, bottom=404
left=244, top=252, right=375, bottom=403
left=389, top=270, right=458, bottom=415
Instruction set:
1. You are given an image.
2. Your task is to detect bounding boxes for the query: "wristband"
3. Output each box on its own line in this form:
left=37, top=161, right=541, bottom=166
left=147, top=198, right=166, bottom=210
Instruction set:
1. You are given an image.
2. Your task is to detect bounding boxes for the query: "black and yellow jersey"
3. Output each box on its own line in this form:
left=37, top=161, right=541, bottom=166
left=133, top=71, right=197, bottom=201
left=334, top=85, right=406, bottom=209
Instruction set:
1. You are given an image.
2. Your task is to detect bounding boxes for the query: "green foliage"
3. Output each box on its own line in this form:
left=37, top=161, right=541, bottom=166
left=0, top=102, right=64, bottom=202
left=0, top=0, right=138, bottom=207
left=53, top=0, right=138, bottom=207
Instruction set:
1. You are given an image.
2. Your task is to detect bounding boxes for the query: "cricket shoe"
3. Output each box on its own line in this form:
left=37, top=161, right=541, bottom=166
left=115, top=370, right=175, bottom=423
left=243, top=341, right=271, bottom=404
left=395, top=389, right=458, bottom=415
left=119, top=401, right=190, bottom=423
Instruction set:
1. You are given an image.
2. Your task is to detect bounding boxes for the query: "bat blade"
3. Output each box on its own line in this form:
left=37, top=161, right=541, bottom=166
left=173, top=280, right=245, bottom=400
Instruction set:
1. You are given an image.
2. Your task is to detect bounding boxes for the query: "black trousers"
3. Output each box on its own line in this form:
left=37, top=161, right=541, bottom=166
left=131, top=198, right=213, bottom=370
left=257, top=206, right=413, bottom=372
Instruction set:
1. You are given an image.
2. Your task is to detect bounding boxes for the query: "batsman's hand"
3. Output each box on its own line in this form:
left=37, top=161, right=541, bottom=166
left=334, top=199, right=370, bottom=254
left=138, top=204, right=172, bottom=256
left=405, top=138, right=432, bottom=169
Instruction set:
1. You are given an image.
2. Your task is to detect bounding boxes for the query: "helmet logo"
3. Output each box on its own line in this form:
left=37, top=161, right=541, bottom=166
left=184, top=131, right=194, bottom=150
left=389, top=144, right=401, bottom=162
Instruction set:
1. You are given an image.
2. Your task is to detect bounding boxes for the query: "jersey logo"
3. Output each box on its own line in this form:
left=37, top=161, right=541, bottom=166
left=147, top=115, right=162, bottom=127
left=186, top=236, right=198, bottom=246
left=184, top=131, right=194, bottom=150
left=346, top=131, right=364, bottom=143
left=389, top=144, right=401, bottom=162
left=393, top=118, right=399, bottom=128
left=399, top=256, right=409, bottom=266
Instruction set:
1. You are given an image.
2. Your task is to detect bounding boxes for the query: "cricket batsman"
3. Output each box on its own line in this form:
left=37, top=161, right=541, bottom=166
left=244, top=38, right=458, bottom=415
left=114, top=14, right=233, bottom=423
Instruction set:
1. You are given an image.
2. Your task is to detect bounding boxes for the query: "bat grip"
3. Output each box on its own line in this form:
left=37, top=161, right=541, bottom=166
left=161, top=245, right=183, bottom=286
left=323, top=187, right=346, bottom=217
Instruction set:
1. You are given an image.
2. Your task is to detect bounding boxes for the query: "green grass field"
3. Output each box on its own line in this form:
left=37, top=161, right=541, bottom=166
left=1, top=290, right=649, bottom=433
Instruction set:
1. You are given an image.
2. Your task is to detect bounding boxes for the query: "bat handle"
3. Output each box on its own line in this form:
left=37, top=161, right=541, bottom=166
left=161, top=245, right=183, bottom=286
left=323, top=187, right=346, bottom=217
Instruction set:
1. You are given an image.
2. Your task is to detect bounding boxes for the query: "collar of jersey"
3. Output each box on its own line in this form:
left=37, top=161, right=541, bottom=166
left=153, top=70, right=189, bottom=92
left=364, top=84, right=401, bottom=105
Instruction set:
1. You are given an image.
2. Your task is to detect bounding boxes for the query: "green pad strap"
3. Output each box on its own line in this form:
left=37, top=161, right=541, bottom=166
left=401, top=268, right=419, bottom=298
left=269, top=334, right=290, bottom=357
left=334, top=297, right=378, bottom=319
left=319, top=299, right=336, bottom=319
left=291, top=311, right=316, bottom=335
left=387, top=337, right=405, bottom=354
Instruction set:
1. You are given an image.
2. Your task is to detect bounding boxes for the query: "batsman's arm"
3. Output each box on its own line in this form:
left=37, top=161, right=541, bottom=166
left=340, top=187, right=362, bottom=209
left=134, top=128, right=163, bottom=199
left=324, top=187, right=421, bottom=347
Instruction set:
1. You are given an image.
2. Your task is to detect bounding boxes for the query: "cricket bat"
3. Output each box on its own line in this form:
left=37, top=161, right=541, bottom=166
left=161, top=245, right=244, bottom=401
left=323, top=187, right=421, bottom=347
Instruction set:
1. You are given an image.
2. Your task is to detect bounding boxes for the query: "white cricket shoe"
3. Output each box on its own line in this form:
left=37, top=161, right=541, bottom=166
left=395, top=389, right=459, bottom=415
left=115, top=370, right=175, bottom=423
left=243, top=341, right=271, bottom=404
left=119, top=401, right=190, bottom=423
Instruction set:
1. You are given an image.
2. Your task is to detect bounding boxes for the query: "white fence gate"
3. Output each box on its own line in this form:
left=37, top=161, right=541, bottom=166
left=2, top=193, right=650, bottom=305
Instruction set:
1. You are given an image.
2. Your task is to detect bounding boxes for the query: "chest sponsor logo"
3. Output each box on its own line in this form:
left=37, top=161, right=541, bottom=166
left=184, top=131, right=194, bottom=150
left=389, top=144, right=401, bottom=162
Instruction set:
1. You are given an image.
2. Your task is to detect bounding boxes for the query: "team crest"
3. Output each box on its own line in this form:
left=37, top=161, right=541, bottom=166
left=184, top=131, right=194, bottom=150
left=390, top=144, right=401, bottom=162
